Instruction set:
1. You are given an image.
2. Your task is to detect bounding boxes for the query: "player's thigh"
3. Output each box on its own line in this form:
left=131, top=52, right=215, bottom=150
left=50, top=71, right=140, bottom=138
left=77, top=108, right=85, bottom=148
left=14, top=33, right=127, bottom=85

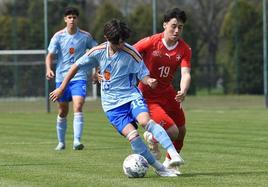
left=105, top=102, right=137, bottom=135
left=148, top=103, right=175, bottom=130
left=72, top=96, right=85, bottom=112
left=70, top=80, right=87, bottom=98
left=165, top=101, right=185, bottom=127
left=56, top=82, right=72, bottom=102
left=70, top=80, right=87, bottom=112
left=130, top=98, right=150, bottom=126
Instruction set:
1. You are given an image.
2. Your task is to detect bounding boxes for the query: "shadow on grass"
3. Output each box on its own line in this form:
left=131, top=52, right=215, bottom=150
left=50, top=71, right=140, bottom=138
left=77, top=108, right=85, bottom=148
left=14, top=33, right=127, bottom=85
left=182, top=170, right=268, bottom=177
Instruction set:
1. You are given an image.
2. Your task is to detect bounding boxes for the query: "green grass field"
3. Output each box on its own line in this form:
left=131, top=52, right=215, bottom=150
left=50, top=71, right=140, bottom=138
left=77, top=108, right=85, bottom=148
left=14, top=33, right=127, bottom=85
left=0, top=95, right=267, bottom=187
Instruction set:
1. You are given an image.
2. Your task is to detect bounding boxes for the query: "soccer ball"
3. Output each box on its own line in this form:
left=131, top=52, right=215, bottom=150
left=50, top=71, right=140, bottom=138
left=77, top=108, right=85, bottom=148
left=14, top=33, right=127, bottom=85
left=123, top=154, right=149, bottom=178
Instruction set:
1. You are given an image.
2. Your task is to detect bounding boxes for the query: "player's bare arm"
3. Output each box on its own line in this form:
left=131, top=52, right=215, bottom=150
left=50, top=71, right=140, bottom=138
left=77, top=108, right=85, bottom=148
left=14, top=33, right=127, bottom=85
left=49, top=64, right=79, bottom=102
left=175, top=67, right=191, bottom=102
left=45, top=53, right=55, bottom=80
left=142, top=76, right=158, bottom=89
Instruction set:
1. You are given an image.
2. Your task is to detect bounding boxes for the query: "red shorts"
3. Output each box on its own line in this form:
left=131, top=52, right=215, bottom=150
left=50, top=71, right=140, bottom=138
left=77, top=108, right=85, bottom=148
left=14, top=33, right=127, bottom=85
left=145, top=88, right=185, bottom=130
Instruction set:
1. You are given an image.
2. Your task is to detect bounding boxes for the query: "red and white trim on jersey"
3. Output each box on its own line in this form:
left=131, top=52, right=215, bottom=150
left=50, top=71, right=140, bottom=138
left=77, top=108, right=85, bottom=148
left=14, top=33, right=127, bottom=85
left=53, top=29, right=65, bottom=36
left=79, top=29, right=92, bottom=38
left=85, top=43, right=106, bottom=56
left=122, top=44, right=142, bottom=63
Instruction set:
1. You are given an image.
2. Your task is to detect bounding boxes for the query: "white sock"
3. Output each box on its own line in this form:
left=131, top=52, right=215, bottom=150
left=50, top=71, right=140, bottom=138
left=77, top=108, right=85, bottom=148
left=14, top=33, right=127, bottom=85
left=56, top=115, right=67, bottom=144
left=73, top=112, right=84, bottom=144
left=167, top=147, right=180, bottom=159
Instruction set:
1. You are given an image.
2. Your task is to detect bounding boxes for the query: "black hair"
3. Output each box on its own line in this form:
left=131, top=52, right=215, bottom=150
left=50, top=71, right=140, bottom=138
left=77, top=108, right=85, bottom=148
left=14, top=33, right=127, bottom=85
left=64, top=7, right=79, bottom=17
left=103, top=19, right=131, bottom=44
left=163, top=8, right=187, bottom=23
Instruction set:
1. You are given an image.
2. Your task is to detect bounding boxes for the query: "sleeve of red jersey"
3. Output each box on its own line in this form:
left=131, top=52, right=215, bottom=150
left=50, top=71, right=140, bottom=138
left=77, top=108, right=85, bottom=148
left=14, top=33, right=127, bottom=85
left=181, top=45, right=192, bottom=68
left=134, top=37, right=152, bottom=53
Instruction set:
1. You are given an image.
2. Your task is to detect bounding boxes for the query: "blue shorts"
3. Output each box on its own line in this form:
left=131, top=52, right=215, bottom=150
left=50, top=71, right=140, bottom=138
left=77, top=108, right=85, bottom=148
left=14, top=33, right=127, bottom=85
left=56, top=80, right=87, bottom=102
left=105, top=98, right=149, bottom=134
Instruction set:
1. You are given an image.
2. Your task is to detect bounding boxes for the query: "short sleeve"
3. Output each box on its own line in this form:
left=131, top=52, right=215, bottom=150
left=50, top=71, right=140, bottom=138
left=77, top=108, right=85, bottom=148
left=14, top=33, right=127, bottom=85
left=134, top=36, right=152, bottom=54
left=76, top=50, right=99, bottom=70
left=181, top=45, right=192, bottom=68
left=87, top=36, right=98, bottom=49
left=137, top=60, right=149, bottom=80
left=47, top=34, right=59, bottom=54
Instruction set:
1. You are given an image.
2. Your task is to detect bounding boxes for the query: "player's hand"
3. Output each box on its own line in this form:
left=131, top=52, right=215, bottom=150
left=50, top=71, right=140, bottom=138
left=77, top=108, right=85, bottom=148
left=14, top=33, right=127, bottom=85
left=175, top=90, right=186, bottom=102
left=49, top=88, right=63, bottom=102
left=147, top=78, right=158, bottom=89
left=46, top=70, right=55, bottom=80
left=92, top=71, right=102, bottom=84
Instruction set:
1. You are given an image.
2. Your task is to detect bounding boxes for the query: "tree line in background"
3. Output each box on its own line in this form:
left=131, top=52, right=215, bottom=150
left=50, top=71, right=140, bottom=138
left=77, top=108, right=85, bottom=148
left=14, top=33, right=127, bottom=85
left=0, top=0, right=263, bottom=97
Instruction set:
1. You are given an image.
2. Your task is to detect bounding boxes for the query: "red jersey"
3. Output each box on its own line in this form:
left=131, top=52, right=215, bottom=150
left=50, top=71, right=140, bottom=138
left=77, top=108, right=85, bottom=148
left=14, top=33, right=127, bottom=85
left=134, top=33, right=192, bottom=99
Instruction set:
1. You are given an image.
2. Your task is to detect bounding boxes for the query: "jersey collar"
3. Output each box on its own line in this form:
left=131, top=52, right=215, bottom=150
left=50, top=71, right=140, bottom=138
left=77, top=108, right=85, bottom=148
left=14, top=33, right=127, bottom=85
left=65, top=27, right=79, bottom=36
left=161, top=38, right=178, bottom=51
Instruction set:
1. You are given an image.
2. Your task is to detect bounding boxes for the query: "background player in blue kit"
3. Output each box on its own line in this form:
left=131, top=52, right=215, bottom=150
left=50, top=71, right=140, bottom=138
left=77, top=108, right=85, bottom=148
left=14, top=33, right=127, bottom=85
left=50, top=19, right=183, bottom=176
left=45, top=7, right=97, bottom=150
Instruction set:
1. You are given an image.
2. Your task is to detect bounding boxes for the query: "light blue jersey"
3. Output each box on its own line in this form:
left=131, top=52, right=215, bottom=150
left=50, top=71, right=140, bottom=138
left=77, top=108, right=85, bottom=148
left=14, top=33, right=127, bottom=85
left=76, top=42, right=149, bottom=112
left=48, top=27, right=97, bottom=82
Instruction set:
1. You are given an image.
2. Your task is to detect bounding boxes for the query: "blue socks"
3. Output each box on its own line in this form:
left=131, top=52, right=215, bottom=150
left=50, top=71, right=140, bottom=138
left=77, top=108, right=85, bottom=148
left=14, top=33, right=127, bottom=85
left=130, top=136, right=155, bottom=165
left=145, top=119, right=173, bottom=150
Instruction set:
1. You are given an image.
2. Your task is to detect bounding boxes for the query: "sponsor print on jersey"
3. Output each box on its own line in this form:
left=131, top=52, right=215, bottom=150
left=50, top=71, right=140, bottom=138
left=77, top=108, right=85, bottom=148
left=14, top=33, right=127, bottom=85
left=152, top=50, right=161, bottom=57
left=165, top=53, right=171, bottom=59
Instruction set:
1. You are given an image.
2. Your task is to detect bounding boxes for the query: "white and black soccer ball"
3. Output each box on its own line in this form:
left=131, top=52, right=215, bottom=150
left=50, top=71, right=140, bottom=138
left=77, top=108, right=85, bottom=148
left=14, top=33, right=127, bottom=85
left=123, top=154, right=149, bottom=178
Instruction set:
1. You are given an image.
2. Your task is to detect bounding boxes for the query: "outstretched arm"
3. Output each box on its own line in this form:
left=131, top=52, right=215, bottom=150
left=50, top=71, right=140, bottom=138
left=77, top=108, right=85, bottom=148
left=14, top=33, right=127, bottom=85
left=49, top=64, right=79, bottom=102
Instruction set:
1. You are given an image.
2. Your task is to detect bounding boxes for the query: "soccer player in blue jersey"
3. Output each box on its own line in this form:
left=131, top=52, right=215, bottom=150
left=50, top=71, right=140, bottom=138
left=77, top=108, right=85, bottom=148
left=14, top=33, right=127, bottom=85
left=45, top=7, right=97, bottom=151
left=50, top=19, right=182, bottom=176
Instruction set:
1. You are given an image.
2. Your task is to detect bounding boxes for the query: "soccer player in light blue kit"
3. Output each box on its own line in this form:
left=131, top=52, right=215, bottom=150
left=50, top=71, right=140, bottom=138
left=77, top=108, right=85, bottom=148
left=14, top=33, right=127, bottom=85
left=50, top=19, right=183, bottom=177
left=45, top=7, right=97, bottom=151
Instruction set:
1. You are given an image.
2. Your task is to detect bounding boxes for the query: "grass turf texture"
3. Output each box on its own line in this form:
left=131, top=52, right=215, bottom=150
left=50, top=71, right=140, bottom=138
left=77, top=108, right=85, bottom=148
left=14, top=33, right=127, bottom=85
left=0, top=95, right=267, bottom=186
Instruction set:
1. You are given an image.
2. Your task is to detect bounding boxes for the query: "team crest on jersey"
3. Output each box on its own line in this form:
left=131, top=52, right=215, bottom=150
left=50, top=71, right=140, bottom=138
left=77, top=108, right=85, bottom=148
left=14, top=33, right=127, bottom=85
left=104, top=70, right=111, bottom=80
left=69, top=47, right=75, bottom=54
left=176, top=54, right=181, bottom=61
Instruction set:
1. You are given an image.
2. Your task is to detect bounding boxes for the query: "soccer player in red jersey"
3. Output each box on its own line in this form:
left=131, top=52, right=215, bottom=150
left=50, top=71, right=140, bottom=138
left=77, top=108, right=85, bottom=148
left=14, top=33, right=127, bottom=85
left=134, top=8, right=192, bottom=173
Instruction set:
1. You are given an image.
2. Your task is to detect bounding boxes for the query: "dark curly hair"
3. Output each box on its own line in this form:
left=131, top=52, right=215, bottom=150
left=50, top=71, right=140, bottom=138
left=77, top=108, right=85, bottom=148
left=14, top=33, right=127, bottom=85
left=103, top=19, right=131, bottom=44
left=64, top=7, right=79, bottom=17
left=163, top=8, right=187, bottom=23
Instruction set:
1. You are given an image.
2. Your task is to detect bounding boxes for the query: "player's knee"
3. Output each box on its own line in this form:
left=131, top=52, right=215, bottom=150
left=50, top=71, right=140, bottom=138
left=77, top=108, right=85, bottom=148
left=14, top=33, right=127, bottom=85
left=126, top=130, right=139, bottom=141
left=73, top=102, right=84, bottom=112
left=73, top=105, right=83, bottom=113
left=137, top=118, right=150, bottom=128
left=58, top=109, right=68, bottom=117
left=136, top=113, right=151, bottom=127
